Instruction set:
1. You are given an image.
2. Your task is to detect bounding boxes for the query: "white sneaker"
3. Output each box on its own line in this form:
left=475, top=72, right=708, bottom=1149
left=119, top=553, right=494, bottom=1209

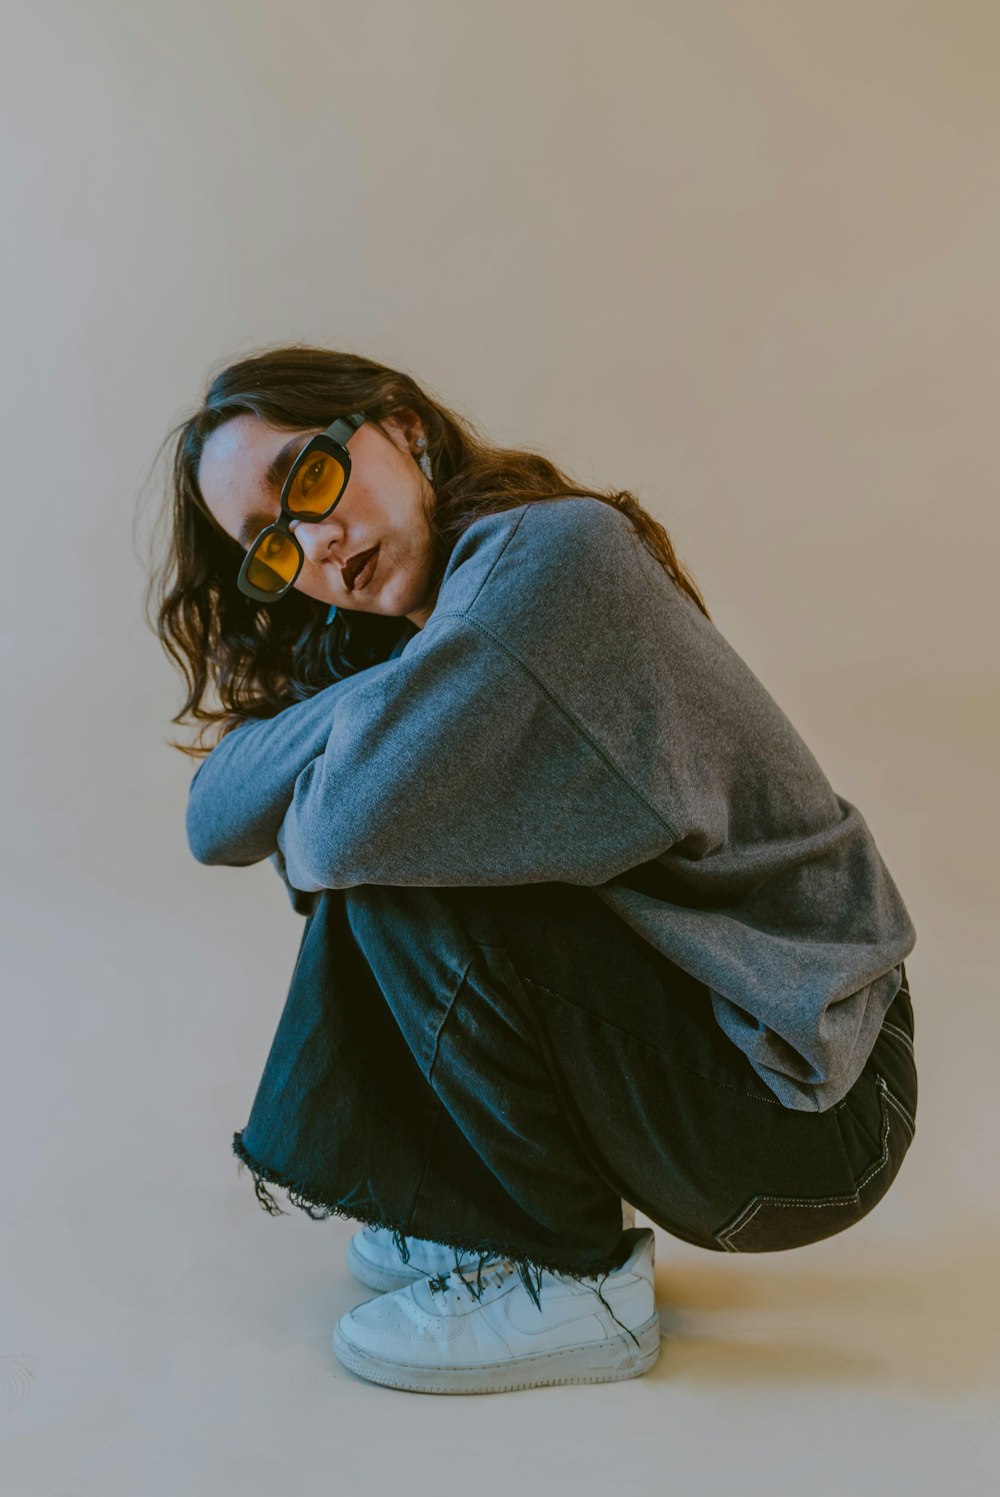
left=348, top=1200, right=640, bottom=1294
left=346, top=1225, right=476, bottom=1293
left=333, top=1227, right=661, bottom=1394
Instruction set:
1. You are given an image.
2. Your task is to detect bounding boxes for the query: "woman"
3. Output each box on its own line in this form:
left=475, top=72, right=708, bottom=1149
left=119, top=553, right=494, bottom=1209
left=151, top=344, right=918, bottom=1396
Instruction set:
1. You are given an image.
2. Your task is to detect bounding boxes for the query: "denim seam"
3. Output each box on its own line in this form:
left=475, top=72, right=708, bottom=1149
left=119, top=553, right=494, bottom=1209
left=520, top=975, right=787, bottom=1108
left=426, top=956, right=476, bottom=1086
left=715, top=1072, right=898, bottom=1250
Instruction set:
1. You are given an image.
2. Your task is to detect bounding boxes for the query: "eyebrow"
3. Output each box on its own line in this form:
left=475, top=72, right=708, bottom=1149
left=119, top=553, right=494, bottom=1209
left=235, top=436, right=308, bottom=546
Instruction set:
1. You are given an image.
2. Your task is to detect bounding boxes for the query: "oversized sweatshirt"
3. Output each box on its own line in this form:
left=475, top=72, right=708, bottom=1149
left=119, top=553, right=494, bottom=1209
left=185, top=495, right=917, bottom=1112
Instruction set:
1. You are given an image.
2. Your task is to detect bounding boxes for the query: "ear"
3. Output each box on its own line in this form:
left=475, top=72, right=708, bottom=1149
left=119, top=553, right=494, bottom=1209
left=382, top=405, right=425, bottom=453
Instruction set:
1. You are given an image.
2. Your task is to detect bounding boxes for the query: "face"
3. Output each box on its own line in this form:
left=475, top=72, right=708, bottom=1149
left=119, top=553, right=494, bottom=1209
left=196, top=410, right=440, bottom=629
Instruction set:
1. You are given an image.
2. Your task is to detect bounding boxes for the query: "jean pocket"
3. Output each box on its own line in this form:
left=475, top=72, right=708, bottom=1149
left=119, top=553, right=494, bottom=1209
left=712, top=1072, right=916, bottom=1253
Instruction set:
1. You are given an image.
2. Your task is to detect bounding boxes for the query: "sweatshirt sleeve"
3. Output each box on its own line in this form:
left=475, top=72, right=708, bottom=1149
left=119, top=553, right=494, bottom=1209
left=184, top=660, right=397, bottom=869
left=269, top=845, right=320, bottom=916
left=272, top=612, right=675, bottom=892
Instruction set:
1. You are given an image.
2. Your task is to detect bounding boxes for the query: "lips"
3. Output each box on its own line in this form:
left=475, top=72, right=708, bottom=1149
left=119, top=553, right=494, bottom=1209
left=342, top=545, right=379, bottom=590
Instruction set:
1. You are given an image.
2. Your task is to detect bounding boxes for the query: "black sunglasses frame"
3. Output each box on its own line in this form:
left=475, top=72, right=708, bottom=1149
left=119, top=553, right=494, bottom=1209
left=236, top=410, right=368, bottom=602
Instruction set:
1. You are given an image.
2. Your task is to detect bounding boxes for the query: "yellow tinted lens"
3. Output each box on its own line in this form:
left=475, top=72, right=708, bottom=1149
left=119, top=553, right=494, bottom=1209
left=286, top=451, right=346, bottom=517
left=245, top=530, right=299, bottom=593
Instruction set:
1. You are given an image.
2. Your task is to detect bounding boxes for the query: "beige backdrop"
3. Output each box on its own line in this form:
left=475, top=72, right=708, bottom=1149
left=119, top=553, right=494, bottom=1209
left=1, top=1, right=997, bottom=1492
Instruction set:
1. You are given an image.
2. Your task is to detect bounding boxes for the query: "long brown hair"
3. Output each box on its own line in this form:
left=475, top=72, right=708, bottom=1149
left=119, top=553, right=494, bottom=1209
left=142, top=343, right=711, bottom=759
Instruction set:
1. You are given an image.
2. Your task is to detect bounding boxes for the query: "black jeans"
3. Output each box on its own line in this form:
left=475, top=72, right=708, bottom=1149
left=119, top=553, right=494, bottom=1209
left=233, top=881, right=917, bottom=1293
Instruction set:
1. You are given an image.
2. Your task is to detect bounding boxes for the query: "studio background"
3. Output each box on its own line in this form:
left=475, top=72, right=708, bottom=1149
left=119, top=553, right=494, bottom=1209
left=1, top=2, right=997, bottom=1493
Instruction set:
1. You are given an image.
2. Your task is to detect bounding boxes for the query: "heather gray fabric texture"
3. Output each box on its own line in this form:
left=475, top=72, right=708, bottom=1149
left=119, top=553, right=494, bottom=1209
left=186, top=496, right=916, bottom=1112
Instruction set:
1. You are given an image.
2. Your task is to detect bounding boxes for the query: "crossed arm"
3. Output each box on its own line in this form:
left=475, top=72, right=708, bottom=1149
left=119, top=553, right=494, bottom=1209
left=185, top=615, right=668, bottom=900
left=185, top=661, right=392, bottom=870
left=185, top=667, right=392, bottom=913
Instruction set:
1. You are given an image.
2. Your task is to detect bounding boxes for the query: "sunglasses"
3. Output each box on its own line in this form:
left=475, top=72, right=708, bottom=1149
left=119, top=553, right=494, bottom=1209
left=236, top=411, right=368, bottom=601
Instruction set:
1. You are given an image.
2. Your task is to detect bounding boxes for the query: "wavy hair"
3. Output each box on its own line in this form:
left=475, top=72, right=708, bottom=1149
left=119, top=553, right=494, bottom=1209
left=142, top=343, right=711, bottom=759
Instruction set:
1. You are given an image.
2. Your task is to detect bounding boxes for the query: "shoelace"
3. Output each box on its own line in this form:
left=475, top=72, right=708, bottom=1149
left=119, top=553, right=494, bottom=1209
left=426, top=1257, right=517, bottom=1305
left=424, top=1255, right=643, bottom=1349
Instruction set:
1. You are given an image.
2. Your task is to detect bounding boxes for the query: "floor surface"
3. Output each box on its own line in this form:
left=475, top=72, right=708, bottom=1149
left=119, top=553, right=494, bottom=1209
left=2, top=887, right=996, bottom=1497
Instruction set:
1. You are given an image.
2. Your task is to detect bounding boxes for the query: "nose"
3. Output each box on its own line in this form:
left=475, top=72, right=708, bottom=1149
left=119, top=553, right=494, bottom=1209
left=289, top=516, right=340, bottom=565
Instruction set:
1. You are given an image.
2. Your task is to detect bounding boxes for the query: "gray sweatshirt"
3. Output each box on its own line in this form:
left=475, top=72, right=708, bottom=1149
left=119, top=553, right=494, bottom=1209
left=186, top=496, right=916, bottom=1112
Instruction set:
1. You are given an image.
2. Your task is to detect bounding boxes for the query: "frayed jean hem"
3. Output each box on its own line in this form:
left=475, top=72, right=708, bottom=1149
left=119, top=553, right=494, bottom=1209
left=231, top=1129, right=637, bottom=1341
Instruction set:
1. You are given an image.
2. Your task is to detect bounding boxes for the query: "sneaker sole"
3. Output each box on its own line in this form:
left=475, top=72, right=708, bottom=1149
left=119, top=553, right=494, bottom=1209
left=332, top=1312, right=662, bottom=1394
left=345, top=1236, right=429, bottom=1294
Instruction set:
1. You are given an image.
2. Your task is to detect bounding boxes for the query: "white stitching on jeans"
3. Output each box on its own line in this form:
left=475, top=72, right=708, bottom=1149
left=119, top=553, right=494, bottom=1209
left=881, top=1021, right=915, bottom=1051
left=880, top=1081, right=916, bottom=1139
left=715, top=1074, right=898, bottom=1251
